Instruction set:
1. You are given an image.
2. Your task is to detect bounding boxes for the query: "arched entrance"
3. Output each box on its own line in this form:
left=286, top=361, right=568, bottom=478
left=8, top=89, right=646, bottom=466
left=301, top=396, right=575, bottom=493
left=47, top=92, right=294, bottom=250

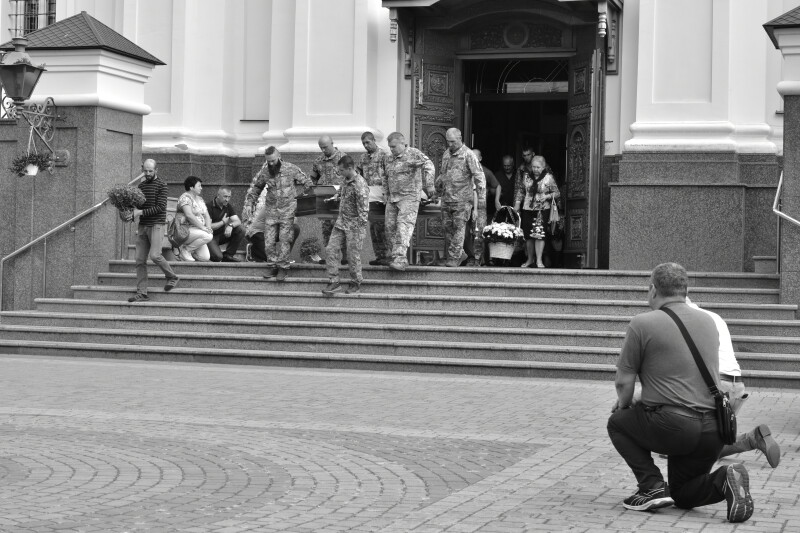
left=385, top=0, right=607, bottom=268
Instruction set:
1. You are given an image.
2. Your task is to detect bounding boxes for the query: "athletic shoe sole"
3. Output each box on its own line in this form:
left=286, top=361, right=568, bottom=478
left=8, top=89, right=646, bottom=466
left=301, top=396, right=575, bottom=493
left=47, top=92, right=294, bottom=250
left=623, top=496, right=674, bottom=511
left=725, top=464, right=753, bottom=523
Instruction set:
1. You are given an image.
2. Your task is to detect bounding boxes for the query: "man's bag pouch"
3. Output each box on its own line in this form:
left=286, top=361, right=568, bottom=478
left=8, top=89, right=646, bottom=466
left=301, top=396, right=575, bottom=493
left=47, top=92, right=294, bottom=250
left=715, top=391, right=737, bottom=445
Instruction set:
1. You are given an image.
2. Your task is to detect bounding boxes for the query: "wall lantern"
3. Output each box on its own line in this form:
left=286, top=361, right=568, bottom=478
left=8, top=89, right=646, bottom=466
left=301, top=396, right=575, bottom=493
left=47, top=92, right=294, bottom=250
left=0, top=37, right=69, bottom=166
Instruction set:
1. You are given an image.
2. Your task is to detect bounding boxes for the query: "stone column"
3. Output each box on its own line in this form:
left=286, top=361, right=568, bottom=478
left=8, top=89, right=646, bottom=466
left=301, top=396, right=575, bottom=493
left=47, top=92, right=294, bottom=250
left=773, top=28, right=800, bottom=310
left=610, top=0, right=779, bottom=272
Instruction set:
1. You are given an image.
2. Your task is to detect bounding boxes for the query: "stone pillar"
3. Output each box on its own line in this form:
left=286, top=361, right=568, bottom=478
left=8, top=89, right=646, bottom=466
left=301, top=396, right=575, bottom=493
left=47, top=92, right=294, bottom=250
left=773, top=28, right=800, bottom=310
left=0, top=41, right=155, bottom=311
left=610, top=0, right=780, bottom=272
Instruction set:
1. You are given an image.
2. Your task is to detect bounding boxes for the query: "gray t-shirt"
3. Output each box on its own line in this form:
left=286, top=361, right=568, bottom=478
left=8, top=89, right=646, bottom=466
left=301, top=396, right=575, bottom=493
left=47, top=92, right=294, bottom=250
left=617, top=302, right=720, bottom=412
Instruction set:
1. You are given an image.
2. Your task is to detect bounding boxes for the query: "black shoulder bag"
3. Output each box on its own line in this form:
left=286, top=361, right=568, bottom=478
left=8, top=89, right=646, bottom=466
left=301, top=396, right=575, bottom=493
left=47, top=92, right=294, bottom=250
left=661, top=306, right=737, bottom=444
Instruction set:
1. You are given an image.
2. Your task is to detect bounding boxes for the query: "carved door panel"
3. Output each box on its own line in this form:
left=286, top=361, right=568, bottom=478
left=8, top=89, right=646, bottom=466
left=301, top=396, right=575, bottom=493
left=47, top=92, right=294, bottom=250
left=565, top=48, right=604, bottom=268
left=409, top=50, right=458, bottom=262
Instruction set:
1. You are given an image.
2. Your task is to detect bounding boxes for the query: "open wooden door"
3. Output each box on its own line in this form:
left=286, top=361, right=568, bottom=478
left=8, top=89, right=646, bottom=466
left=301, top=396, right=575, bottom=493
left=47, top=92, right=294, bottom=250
left=565, top=45, right=604, bottom=268
left=408, top=47, right=460, bottom=262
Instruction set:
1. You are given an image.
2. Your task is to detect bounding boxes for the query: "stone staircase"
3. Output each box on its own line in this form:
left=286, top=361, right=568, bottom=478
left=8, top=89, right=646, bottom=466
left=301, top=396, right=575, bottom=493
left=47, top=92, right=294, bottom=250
left=1, top=260, right=799, bottom=388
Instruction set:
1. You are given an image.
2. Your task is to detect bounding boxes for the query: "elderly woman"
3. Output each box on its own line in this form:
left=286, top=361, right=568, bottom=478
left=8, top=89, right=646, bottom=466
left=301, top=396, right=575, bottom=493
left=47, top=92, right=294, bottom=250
left=513, top=155, right=560, bottom=268
left=176, top=175, right=213, bottom=261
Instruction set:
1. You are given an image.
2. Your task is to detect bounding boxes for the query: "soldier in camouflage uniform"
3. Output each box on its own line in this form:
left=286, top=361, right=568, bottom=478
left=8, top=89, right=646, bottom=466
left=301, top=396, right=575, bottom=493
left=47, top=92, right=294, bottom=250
left=310, top=135, right=348, bottom=262
left=436, top=128, right=486, bottom=268
left=322, top=155, right=369, bottom=295
left=247, top=146, right=312, bottom=280
left=383, top=131, right=436, bottom=272
left=357, top=131, right=389, bottom=266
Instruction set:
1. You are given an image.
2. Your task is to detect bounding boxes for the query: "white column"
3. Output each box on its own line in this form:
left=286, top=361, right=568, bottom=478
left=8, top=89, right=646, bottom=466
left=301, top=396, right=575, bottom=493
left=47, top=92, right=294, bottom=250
left=624, top=0, right=778, bottom=154
left=266, top=0, right=398, bottom=153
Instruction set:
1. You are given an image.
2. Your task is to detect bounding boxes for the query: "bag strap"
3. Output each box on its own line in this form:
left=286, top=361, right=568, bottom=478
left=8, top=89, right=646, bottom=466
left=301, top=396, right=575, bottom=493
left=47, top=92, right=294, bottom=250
left=660, top=306, right=720, bottom=396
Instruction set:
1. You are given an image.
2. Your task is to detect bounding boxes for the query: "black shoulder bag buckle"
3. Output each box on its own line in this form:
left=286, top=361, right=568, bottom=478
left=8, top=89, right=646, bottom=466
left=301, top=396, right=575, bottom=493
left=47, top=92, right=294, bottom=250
left=661, top=305, right=737, bottom=445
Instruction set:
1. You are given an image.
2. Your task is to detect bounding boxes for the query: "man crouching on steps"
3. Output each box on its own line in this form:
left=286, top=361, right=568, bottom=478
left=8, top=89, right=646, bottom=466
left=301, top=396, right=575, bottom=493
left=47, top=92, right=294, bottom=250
left=322, top=155, right=369, bottom=295
left=607, top=262, right=754, bottom=523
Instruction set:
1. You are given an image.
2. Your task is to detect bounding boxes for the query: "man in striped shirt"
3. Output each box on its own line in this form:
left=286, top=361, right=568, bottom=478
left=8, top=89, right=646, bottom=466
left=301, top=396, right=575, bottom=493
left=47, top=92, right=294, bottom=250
left=128, top=159, right=179, bottom=302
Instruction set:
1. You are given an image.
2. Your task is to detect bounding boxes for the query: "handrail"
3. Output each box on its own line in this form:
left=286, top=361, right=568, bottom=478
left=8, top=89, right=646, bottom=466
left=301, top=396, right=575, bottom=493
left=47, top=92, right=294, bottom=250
left=773, top=171, right=800, bottom=228
left=0, top=173, right=144, bottom=315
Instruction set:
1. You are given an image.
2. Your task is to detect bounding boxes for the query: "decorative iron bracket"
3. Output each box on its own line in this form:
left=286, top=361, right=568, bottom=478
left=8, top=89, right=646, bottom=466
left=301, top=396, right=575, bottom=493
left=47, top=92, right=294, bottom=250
left=1, top=94, right=69, bottom=165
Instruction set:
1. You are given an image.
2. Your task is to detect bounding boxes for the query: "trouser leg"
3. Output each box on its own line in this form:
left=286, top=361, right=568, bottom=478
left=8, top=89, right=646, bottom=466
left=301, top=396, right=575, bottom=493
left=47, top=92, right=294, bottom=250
left=326, top=227, right=346, bottom=282
left=390, top=198, right=420, bottom=263
left=370, top=220, right=387, bottom=260
left=264, top=221, right=279, bottom=265
left=275, top=219, right=293, bottom=269
left=345, top=226, right=366, bottom=283
left=443, top=203, right=471, bottom=263
left=248, top=232, right=268, bottom=261
left=147, top=224, right=177, bottom=280
left=221, top=225, right=245, bottom=259
left=135, top=226, right=151, bottom=294
left=322, top=219, right=346, bottom=257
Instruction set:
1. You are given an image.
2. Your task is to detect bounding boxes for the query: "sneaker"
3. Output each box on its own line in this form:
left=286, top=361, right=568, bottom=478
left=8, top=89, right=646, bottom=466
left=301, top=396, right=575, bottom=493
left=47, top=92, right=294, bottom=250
left=388, top=260, right=406, bottom=272
left=723, top=464, right=753, bottom=523
left=263, top=268, right=278, bottom=280
left=369, top=259, right=383, bottom=266
left=179, top=247, right=195, bottom=262
left=246, top=243, right=253, bottom=262
left=346, top=282, right=361, bottom=294
left=754, top=424, right=781, bottom=468
left=127, top=293, right=150, bottom=303
left=322, top=281, right=344, bottom=295
left=164, top=277, right=179, bottom=292
left=622, top=484, right=673, bottom=511
left=465, top=258, right=480, bottom=267
left=222, top=256, right=240, bottom=263
left=276, top=268, right=287, bottom=282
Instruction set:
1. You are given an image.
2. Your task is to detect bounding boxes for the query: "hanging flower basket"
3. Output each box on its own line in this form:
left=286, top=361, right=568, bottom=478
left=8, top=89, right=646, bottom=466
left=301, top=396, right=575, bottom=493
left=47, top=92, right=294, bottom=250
left=9, top=152, right=53, bottom=177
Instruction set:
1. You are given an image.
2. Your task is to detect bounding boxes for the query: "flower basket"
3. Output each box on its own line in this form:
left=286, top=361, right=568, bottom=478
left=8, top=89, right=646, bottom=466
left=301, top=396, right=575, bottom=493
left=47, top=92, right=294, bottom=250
left=488, top=242, right=515, bottom=260
left=482, top=207, right=523, bottom=259
left=107, top=184, right=146, bottom=222
left=9, top=152, right=53, bottom=177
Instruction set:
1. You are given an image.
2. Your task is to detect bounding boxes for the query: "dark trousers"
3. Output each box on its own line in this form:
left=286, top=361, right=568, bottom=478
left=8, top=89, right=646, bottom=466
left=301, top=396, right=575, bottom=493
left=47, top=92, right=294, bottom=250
left=607, top=403, right=727, bottom=509
left=208, top=226, right=245, bottom=261
left=247, top=224, right=300, bottom=262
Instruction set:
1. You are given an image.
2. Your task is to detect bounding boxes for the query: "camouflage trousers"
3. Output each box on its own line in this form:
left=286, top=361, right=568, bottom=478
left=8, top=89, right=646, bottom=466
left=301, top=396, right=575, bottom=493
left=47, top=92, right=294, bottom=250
left=385, top=198, right=420, bottom=265
left=321, top=219, right=347, bottom=258
left=326, top=224, right=367, bottom=283
left=442, top=202, right=473, bottom=263
left=370, top=220, right=388, bottom=260
left=264, top=218, right=295, bottom=268
left=463, top=204, right=486, bottom=262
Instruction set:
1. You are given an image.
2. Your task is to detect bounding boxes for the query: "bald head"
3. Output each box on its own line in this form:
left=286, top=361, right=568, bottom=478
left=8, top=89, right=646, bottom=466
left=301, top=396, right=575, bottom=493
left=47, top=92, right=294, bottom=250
left=472, top=149, right=482, bottom=162
left=142, top=159, right=157, bottom=180
left=318, top=135, right=335, bottom=157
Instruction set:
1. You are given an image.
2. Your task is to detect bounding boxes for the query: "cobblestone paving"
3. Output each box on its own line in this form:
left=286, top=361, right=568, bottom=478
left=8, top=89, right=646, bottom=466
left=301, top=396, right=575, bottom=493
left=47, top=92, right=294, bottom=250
left=0, top=356, right=797, bottom=532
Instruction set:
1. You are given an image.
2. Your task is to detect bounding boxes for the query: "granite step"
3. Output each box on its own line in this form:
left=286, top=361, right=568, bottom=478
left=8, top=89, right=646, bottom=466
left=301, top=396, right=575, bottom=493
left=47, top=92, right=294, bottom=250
left=0, top=340, right=797, bottom=388
left=106, top=260, right=780, bottom=288
left=95, top=273, right=780, bottom=303
left=0, top=324, right=623, bottom=364
left=22, top=300, right=800, bottom=336
left=67, top=286, right=798, bottom=319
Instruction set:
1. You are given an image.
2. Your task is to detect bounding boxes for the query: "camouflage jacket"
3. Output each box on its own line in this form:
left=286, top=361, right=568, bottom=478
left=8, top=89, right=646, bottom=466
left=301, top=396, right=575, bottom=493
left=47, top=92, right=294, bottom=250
left=357, top=148, right=388, bottom=186
left=382, top=147, right=435, bottom=203
left=335, top=174, right=370, bottom=231
left=311, top=148, right=347, bottom=186
left=247, top=161, right=312, bottom=222
left=436, top=144, right=486, bottom=206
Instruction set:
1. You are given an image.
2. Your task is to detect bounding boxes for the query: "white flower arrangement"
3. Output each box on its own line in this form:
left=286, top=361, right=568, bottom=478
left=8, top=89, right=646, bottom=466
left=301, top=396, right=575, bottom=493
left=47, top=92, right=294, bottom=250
left=482, top=222, right=524, bottom=244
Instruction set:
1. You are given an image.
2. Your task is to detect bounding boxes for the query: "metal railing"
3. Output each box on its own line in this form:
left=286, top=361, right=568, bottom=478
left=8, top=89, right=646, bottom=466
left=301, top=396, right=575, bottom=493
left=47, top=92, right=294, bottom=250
left=772, top=171, right=800, bottom=274
left=0, top=173, right=144, bottom=317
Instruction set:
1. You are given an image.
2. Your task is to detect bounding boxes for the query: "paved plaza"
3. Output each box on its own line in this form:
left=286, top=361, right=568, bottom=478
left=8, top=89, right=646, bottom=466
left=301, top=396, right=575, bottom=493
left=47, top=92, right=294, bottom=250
left=0, top=355, right=797, bottom=533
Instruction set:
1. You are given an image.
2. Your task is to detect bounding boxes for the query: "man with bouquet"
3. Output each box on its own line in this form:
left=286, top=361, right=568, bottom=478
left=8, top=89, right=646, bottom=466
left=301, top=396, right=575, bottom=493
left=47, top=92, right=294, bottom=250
left=128, top=159, right=179, bottom=302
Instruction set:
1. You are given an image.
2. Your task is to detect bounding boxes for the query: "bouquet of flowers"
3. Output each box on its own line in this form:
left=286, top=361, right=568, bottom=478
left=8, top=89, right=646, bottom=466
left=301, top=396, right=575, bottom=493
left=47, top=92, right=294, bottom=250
left=107, top=184, right=146, bottom=221
left=299, top=237, right=323, bottom=264
left=482, top=222, right=524, bottom=244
